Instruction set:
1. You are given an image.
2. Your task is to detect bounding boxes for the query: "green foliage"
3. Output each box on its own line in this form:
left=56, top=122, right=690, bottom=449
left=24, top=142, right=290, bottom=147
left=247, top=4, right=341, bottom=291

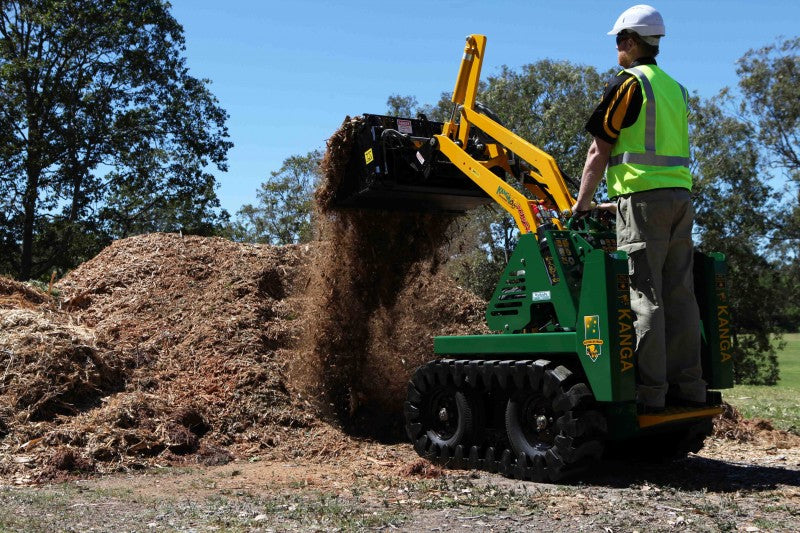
left=690, top=94, right=783, bottom=384
left=687, top=36, right=800, bottom=382
left=444, top=208, right=509, bottom=300
left=385, top=95, right=420, bottom=117
left=730, top=333, right=782, bottom=386
left=385, top=93, right=452, bottom=122
left=422, top=92, right=455, bottom=123
left=480, top=60, right=609, bottom=182
left=232, top=151, right=322, bottom=245
left=776, top=258, right=800, bottom=331
left=0, top=0, right=231, bottom=280
left=736, top=37, right=800, bottom=334
left=737, top=38, right=800, bottom=182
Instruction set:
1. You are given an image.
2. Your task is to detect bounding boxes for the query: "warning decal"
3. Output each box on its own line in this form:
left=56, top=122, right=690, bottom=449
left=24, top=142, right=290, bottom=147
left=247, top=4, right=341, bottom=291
left=397, top=119, right=413, bottom=134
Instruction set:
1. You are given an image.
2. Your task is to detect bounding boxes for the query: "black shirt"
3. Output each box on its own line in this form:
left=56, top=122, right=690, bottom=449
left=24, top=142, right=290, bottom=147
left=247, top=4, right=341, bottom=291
left=585, top=57, right=658, bottom=144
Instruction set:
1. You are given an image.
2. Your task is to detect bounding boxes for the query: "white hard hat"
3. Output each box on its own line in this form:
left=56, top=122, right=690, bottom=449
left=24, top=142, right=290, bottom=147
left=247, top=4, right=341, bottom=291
left=608, top=4, right=665, bottom=37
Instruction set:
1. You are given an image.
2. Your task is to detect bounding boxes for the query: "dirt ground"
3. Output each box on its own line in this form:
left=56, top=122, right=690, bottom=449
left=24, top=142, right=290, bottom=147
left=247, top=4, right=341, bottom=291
left=0, top=432, right=798, bottom=532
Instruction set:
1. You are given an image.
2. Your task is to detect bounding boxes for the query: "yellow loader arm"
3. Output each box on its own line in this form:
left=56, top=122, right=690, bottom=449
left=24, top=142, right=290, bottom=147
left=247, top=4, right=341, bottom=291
left=435, top=35, right=576, bottom=233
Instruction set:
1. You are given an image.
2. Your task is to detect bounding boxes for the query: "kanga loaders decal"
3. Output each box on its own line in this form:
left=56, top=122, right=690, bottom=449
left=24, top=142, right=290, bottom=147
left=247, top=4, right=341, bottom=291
left=583, top=315, right=603, bottom=362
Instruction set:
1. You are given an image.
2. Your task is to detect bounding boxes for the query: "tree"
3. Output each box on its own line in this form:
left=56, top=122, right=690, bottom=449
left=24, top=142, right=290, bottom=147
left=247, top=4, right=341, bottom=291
left=737, top=37, right=800, bottom=247
left=480, top=60, right=610, bottom=182
left=777, top=258, right=800, bottom=330
left=736, top=37, right=800, bottom=335
left=233, top=151, right=322, bottom=245
left=385, top=94, right=419, bottom=117
left=690, top=94, right=783, bottom=384
left=445, top=207, right=517, bottom=299
left=0, top=0, right=231, bottom=280
left=385, top=93, right=452, bottom=122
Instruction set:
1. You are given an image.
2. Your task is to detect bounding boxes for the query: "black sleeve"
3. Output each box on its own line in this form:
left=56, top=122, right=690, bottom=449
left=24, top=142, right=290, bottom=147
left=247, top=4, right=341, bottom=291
left=585, top=72, right=642, bottom=144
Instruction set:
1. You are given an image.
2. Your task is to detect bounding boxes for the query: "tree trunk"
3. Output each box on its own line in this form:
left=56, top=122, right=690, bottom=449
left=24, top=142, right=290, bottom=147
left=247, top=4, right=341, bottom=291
left=19, top=112, right=42, bottom=281
left=59, top=161, right=84, bottom=267
left=19, top=162, right=39, bottom=281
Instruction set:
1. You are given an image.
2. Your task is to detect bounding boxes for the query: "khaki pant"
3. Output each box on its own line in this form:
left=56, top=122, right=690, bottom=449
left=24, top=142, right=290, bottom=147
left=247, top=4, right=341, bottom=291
left=616, top=188, right=706, bottom=407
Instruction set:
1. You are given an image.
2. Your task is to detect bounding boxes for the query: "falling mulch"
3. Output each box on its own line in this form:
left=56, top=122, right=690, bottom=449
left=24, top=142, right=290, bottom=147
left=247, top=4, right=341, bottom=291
left=302, top=115, right=487, bottom=430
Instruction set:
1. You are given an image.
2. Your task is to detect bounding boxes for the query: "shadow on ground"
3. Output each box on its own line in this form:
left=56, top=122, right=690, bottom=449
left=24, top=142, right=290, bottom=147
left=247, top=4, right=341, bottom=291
left=586, top=455, right=800, bottom=492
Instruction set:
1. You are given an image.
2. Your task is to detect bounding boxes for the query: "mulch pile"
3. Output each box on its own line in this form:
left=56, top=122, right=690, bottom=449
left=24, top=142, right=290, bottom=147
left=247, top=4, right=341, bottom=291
left=713, top=402, right=800, bottom=447
left=1, top=238, right=321, bottom=483
left=0, top=118, right=486, bottom=483
left=0, top=279, right=123, bottom=439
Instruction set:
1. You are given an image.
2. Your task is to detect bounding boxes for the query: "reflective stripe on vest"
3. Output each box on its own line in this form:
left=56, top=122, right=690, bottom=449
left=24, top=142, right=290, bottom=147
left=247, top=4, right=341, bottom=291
left=608, top=66, right=690, bottom=169
left=609, top=152, right=691, bottom=167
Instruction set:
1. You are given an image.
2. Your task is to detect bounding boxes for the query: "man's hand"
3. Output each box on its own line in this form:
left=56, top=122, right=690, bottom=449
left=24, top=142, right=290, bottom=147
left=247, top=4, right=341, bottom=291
left=571, top=200, right=593, bottom=219
left=596, top=202, right=617, bottom=214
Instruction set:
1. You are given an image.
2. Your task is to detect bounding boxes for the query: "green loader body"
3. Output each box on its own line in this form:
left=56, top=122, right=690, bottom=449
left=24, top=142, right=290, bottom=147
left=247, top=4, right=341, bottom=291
left=404, top=221, right=733, bottom=481
left=433, top=228, right=732, bottom=440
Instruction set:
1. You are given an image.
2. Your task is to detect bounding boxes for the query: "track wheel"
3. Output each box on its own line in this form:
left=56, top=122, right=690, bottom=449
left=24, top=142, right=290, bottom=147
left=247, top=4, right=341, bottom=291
left=505, top=361, right=606, bottom=482
left=505, top=389, right=557, bottom=460
left=423, top=387, right=474, bottom=450
left=405, top=365, right=477, bottom=462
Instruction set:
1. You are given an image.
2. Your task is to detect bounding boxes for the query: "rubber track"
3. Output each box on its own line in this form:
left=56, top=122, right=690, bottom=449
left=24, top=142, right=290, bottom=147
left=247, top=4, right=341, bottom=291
left=404, top=358, right=606, bottom=482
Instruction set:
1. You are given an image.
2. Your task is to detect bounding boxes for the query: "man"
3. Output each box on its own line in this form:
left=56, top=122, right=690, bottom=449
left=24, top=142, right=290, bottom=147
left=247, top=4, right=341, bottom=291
left=572, top=4, right=706, bottom=413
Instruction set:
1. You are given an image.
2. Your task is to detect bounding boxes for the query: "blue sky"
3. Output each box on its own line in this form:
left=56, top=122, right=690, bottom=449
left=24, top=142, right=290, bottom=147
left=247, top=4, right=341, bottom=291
left=167, top=0, right=800, bottom=214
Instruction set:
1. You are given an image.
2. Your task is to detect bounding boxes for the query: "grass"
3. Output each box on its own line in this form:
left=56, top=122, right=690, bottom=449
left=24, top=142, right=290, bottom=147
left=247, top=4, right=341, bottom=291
left=776, top=333, right=800, bottom=387
left=725, top=333, right=800, bottom=433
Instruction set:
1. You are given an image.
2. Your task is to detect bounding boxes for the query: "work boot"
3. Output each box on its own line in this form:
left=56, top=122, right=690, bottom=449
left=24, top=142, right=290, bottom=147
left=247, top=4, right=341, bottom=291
left=666, top=385, right=707, bottom=408
left=666, top=397, right=707, bottom=408
left=636, top=403, right=666, bottom=415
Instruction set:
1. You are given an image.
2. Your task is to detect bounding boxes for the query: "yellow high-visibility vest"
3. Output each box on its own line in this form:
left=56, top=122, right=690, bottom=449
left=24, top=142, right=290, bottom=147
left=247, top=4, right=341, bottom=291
left=607, top=64, right=692, bottom=197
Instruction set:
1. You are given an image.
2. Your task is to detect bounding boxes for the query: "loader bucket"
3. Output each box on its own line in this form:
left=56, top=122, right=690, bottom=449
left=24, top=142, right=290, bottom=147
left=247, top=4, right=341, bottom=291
left=328, top=114, right=492, bottom=213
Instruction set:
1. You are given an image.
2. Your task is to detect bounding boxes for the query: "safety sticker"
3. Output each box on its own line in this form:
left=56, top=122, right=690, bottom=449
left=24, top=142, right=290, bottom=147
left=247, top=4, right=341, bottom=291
left=397, top=119, right=413, bottom=134
left=364, top=148, right=374, bottom=165
left=583, top=315, right=603, bottom=362
left=531, top=291, right=551, bottom=302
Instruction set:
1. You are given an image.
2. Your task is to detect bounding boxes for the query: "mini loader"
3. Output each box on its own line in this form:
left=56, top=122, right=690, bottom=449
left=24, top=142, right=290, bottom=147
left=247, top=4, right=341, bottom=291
left=330, top=35, right=733, bottom=482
